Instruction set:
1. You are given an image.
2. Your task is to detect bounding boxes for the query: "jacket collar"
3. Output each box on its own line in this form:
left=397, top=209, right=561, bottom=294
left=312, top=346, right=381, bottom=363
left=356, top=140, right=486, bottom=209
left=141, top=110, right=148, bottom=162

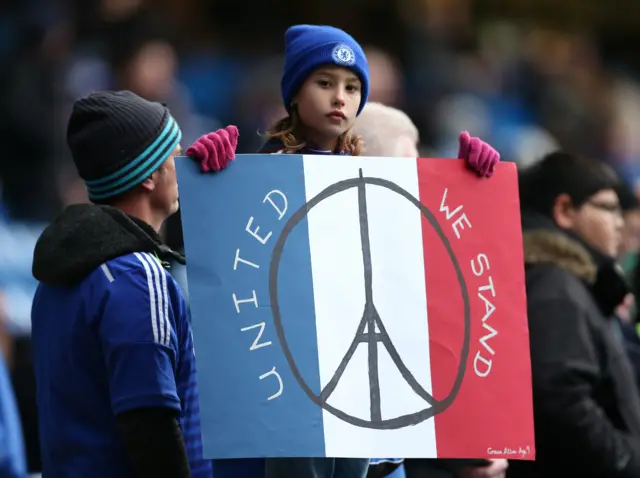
left=522, top=212, right=598, bottom=283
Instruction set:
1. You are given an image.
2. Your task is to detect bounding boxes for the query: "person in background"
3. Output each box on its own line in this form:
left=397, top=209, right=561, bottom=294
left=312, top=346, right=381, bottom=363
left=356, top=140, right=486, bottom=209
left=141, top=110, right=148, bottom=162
left=30, top=90, right=235, bottom=478
left=617, top=181, right=640, bottom=279
left=353, top=101, right=508, bottom=478
left=509, top=152, right=640, bottom=478
left=353, top=102, right=420, bottom=158
left=611, top=181, right=640, bottom=389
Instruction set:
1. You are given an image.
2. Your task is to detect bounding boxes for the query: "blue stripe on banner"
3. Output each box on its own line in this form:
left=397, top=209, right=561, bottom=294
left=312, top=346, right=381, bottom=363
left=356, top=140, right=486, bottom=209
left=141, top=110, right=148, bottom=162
left=176, top=154, right=325, bottom=458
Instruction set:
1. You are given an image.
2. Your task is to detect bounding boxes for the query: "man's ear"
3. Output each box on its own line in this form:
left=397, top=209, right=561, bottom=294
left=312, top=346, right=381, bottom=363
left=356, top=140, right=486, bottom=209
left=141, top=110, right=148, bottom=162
left=140, top=174, right=156, bottom=193
left=552, top=193, right=576, bottom=229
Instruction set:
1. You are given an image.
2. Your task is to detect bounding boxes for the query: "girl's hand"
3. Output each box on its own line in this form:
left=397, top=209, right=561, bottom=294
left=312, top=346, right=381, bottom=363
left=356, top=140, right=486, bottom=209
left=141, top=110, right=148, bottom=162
left=187, top=125, right=239, bottom=173
left=457, top=131, right=500, bottom=178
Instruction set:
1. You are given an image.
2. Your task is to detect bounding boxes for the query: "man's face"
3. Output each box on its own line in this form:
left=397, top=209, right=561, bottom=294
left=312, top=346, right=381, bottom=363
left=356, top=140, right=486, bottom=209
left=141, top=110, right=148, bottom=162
left=150, top=144, right=181, bottom=217
left=563, top=189, right=624, bottom=257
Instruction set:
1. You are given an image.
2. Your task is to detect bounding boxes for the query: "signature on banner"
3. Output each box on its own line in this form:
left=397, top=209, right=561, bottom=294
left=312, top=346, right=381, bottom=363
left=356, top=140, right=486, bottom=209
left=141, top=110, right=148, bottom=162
left=487, top=446, right=532, bottom=459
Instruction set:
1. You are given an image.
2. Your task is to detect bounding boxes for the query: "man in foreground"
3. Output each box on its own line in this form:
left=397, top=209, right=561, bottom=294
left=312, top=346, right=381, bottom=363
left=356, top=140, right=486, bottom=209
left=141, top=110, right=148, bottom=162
left=30, top=90, right=235, bottom=478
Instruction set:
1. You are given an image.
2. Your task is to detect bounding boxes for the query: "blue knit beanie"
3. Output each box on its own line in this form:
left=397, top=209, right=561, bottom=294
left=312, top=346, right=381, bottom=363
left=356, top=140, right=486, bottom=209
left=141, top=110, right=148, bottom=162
left=281, top=24, right=370, bottom=117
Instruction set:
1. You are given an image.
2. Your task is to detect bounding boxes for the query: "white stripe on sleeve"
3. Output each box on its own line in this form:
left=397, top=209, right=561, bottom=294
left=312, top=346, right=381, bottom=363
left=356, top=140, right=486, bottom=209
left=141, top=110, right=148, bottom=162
left=143, top=252, right=171, bottom=347
left=133, top=252, right=160, bottom=344
left=100, top=263, right=115, bottom=282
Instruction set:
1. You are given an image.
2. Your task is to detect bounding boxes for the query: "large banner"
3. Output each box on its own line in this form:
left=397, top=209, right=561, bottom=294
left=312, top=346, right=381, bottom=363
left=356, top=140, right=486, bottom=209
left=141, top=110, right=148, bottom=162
left=176, top=154, right=534, bottom=461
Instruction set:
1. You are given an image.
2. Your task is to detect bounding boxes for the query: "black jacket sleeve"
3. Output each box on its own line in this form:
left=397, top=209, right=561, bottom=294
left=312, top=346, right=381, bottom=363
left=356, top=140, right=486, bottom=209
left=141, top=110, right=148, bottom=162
left=528, top=297, right=640, bottom=477
left=116, top=407, right=191, bottom=478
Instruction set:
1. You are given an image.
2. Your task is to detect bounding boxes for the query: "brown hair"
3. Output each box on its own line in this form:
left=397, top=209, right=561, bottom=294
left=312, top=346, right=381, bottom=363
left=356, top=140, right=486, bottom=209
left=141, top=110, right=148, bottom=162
left=264, top=108, right=363, bottom=156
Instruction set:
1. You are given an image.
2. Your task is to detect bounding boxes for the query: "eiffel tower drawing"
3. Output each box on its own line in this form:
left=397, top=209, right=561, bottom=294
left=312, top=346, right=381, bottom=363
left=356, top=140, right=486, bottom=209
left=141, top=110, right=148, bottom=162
left=269, top=167, right=471, bottom=430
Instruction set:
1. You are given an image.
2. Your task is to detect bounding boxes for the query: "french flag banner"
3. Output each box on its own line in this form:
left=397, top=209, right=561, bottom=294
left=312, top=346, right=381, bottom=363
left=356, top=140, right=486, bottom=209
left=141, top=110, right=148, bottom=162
left=176, top=154, right=534, bottom=460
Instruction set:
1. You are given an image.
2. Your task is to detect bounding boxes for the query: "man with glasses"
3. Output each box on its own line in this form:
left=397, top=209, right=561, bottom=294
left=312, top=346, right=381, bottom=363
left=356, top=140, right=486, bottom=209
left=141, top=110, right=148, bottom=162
left=509, top=152, right=640, bottom=478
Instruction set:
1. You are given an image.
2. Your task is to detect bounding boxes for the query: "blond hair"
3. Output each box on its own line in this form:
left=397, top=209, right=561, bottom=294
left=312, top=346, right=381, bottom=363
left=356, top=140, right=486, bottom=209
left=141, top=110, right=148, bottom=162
left=264, top=108, right=363, bottom=155
left=352, top=102, right=419, bottom=157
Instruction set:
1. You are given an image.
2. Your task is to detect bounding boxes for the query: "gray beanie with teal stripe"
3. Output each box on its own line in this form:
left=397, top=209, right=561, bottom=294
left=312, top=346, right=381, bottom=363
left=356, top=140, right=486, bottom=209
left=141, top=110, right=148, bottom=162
left=67, top=90, right=182, bottom=201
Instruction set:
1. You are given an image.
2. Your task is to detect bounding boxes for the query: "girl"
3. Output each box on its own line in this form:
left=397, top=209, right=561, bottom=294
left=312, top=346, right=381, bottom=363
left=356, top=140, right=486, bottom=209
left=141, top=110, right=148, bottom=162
left=259, top=24, right=369, bottom=156
left=188, top=23, right=500, bottom=478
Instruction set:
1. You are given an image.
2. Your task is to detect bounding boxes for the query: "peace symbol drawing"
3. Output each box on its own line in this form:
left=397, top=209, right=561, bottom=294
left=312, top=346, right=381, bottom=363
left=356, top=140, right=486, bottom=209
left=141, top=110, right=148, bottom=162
left=269, top=168, right=470, bottom=430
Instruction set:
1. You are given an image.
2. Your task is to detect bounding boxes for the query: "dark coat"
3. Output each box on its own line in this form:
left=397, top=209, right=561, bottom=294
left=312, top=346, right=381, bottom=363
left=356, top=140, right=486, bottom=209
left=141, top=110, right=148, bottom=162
left=508, top=214, right=640, bottom=478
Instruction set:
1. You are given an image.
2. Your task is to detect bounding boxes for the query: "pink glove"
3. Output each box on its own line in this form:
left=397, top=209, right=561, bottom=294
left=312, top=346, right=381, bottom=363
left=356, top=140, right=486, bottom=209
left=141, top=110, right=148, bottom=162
left=186, top=125, right=239, bottom=173
left=457, top=131, right=500, bottom=178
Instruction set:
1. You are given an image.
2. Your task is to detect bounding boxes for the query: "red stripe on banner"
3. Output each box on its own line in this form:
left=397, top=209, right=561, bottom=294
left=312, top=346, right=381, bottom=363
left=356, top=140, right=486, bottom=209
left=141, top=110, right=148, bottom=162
left=417, top=158, right=535, bottom=460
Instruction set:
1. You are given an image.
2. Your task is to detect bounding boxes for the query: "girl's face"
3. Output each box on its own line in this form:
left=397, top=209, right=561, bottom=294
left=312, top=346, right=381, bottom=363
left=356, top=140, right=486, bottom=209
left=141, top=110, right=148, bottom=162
left=294, top=66, right=362, bottom=149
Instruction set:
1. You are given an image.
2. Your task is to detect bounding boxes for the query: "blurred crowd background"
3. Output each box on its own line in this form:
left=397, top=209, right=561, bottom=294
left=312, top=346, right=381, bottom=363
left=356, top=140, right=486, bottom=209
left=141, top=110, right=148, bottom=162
left=3, top=0, right=640, bottom=474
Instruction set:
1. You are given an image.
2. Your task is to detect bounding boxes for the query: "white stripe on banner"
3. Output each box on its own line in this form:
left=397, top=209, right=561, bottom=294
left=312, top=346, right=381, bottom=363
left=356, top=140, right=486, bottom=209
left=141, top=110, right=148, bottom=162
left=302, top=155, right=437, bottom=458
left=134, top=252, right=160, bottom=344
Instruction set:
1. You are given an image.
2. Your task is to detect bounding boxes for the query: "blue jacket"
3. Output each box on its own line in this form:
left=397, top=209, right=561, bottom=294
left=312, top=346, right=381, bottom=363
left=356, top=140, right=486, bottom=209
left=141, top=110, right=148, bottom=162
left=30, top=204, right=211, bottom=478
left=0, top=351, right=26, bottom=478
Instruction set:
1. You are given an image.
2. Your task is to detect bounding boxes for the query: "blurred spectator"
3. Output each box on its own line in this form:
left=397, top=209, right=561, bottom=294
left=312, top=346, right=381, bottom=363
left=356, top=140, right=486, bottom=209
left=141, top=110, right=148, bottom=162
left=0, top=300, right=27, bottom=478
left=109, top=22, right=217, bottom=146
left=610, top=180, right=640, bottom=393
left=363, top=47, right=404, bottom=107
left=618, top=181, right=640, bottom=273
left=354, top=102, right=419, bottom=158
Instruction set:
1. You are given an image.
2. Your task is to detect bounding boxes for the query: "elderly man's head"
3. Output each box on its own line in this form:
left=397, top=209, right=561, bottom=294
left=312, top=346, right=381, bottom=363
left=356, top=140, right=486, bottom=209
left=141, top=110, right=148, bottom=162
left=352, top=102, right=419, bottom=157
